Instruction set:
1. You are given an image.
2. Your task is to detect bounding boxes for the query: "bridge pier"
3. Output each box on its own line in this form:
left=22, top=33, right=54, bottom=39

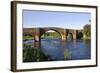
left=61, top=29, right=67, bottom=50
left=73, top=30, right=77, bottom=40
left=61, top=29, right=67, bottom=41
left=61, top=35, right=66, bottom=41
left=34, top=29, right=41, bottom=49
left=34, top=35, right=41, bottom=49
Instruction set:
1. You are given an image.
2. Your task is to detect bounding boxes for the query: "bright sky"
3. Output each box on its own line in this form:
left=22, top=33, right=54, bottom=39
left=23, top=10, right=91, bottom=29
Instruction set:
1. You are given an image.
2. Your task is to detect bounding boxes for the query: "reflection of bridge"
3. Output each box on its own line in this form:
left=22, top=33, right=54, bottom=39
left=23, top=27, right=83, bottom=48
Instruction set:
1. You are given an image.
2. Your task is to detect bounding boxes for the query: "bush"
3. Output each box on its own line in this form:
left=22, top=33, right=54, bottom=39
left=83, top=24, right=91, bottom=39
left=23, top=44, right=49, bottom=62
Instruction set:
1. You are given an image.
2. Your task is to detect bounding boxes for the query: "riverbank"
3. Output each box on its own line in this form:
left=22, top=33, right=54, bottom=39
left=23, top=44, right=50, bottom=62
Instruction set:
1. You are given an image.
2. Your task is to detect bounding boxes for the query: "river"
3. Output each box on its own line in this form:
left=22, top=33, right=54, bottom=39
left=24, top=38, right=91, bottom=61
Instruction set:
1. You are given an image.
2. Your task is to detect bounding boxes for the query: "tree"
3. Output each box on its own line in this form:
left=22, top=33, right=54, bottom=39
left=83, top=24, right=91, bottom=39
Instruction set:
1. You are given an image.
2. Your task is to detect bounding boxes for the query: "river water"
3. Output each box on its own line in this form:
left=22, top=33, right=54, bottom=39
left=24, top=38, right=91, bottom=61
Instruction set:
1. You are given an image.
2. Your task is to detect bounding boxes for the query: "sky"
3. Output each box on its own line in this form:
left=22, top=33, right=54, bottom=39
left=23, top=10, right=91, bottom=29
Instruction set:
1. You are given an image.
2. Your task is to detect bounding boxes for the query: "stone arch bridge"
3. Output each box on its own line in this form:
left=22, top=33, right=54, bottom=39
left=23, top=27, right=83, bottom=48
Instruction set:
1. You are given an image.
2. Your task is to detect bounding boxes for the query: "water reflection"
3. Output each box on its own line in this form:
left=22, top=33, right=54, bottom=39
left=73, top=40, right=76, bottom=48
left=41, top=39, right=91, bottom=60
left=24, top=38, right=91, bottom=61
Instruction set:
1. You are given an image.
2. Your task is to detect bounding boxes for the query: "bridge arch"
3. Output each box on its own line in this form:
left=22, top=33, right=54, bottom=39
left=40, top=28, right=66, bottom=41
left=40, top=29, right=62, bottom=39
left=66, top=30, right=78, bottom=40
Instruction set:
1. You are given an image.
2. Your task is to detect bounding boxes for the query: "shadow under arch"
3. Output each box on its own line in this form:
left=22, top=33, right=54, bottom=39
left=77, top=32, right=83, bottom=39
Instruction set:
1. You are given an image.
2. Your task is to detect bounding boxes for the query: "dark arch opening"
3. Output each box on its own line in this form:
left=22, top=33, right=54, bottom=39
left=77, top=32, right=83, bottom=39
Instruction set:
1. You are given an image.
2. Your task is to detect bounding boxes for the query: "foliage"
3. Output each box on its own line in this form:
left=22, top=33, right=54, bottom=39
left=23, top=44, right=49, bottom=62
left=64, top=49, right=71, bottom=60
left=41, top=32, right=61, bottom=39
left=23, top=36, right=33, bottom=41
left=67, top=33, right=73, bottom=40
left=83, top=24, right=91, bottom=38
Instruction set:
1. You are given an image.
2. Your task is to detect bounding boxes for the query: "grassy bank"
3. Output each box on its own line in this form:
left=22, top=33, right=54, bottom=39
left=23, top=44, right=50, bottom=62
left=23, top=36, right=33, bottom=41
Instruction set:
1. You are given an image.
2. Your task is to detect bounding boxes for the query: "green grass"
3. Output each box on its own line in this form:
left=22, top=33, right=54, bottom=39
left=23, top=36, right=33, bottom=41
left=64, top=49, right=71, bottom=60
left=41, top=32, right=61, bottom=39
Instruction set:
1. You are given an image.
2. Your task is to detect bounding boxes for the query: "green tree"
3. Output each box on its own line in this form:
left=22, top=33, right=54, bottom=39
left=83, top=24, right=91, bottom=39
